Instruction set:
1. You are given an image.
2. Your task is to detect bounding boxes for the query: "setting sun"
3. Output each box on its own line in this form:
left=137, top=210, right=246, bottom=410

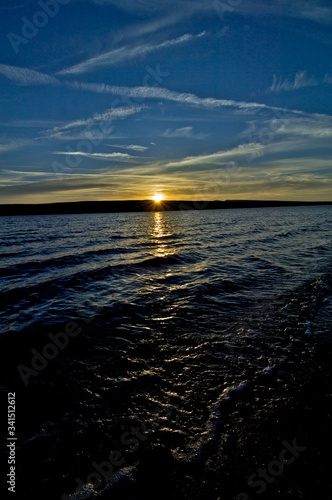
left=152, top=195, right=163, bottom=202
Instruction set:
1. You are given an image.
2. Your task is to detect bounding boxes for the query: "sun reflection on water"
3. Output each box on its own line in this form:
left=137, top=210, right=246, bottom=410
left=151, top=211, right=174, bottom=258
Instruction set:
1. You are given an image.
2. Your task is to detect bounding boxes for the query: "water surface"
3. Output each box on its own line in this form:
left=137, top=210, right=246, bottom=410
left=0, top=206, right=331, bottom=499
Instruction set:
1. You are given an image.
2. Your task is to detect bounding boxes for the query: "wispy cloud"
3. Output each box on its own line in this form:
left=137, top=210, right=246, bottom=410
left=57, top=32, right=206, bottom=75
left=88, top=0, right=211, bottom=17
left=0, top=177, right=118, bottom=199
left=0, top=120, right=66, bottom=129
left=92, top=0, right=332, bottom=27
left=52, top=152, right=134, bottom=161
left=161, top=126, right=208, bottom=139
left=108, top=144, right=149, bottom=151
left=68, top=81, right=283, bottom=113
left=119, top=13, right=185, bottom=40
left=164, top=143, right=265, bottom=170
left=297, top=1, right=332, bottom=25
left=324, top=74, right=332, bottom=84
left=0, top=64, right=59, bottom=86
left=0, top=63, right=302, bottom=117
left=0, top=139, right=33, bottom=153
left=0, top=169, right=60, bottom=186
left=45, top=106, right=145, bottom=138
left=234, top=0, right=332, bottom=26
left=270, top=71, right=318, bottom=92
left=274, top=116, right=332, bottom=138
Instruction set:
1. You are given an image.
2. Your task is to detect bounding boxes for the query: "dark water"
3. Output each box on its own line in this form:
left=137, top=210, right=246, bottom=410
left=0, top=206, right=332, bottom=499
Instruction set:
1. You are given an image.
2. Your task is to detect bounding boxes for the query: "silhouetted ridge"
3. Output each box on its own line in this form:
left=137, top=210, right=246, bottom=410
left=0, top=200, right=331, bottom=216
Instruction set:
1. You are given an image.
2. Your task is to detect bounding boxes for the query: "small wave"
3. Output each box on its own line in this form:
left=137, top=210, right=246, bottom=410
left=196, top=279, right=242, bottom=296
left=314, top=244, right=331, bottom=251
left=0, top=246, right=132, bottom=277
left=0, top=251, right=25, bottom=258
left=0, top=254, right=86, bottom=275
left=277, top=229, right=296, bottom=238
left=153, top=234, right=175, bottom=240
left=135, top=254, right=183, bottom=268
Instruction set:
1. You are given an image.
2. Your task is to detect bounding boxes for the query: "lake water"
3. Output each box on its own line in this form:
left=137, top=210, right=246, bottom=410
left=0, top=205, right=331, bottom=499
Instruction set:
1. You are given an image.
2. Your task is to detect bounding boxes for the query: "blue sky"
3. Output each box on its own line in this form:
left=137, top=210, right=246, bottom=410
left=0, top=0, right=332, bottom=203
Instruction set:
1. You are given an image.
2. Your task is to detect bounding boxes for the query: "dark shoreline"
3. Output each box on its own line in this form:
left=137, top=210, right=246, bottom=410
left=1, top=200, right=332, bottom=217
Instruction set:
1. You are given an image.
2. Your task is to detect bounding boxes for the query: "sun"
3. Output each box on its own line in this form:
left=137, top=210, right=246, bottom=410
left=152, top=195, right=163, bottom=202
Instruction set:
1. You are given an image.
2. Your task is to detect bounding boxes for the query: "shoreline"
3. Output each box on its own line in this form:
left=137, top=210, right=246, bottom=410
left=1, top=200, right=332, bottom=217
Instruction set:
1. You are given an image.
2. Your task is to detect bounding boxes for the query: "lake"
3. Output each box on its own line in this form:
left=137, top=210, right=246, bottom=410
left=0, top=205, right=331, bottom=499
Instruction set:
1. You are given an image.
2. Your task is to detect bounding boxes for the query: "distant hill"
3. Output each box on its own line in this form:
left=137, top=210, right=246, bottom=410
left=0, top=200, right=331, bottom=216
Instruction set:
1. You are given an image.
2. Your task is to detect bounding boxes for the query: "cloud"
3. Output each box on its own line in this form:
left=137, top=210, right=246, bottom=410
left=0, top=139, right=33, bottom=153
left=164, top=143, right=265, bottom=171
left=52, top=152, right=134, bottom=161
left=120, top=13, right=185, bottom=40
left=161, top=126, right=208, bottom=139
left=0, top=64, right=59, bottom=86
left=57, top=32, right=206, bottom=75
left=237, top=115, right=332, bottom=166
left=45, top=106, right=145, bottom=138
left=324, top=74, right=332, bottom=84
left=0, top=178, right=117, bottom=197
left=232, top=0, right=332, bottom=26
left=240, top=113, right=332, bottom=142
left=69, top=81, right=284, bottom=114
left=0, top=169, right=60, bottom=186
left=84, top=0, right=332, bottom=27
left=0, top=120, right=66, bottom=129
left=0, top=63, right=304, bottom=118
left=297, top=1, right=332, bottom=24
left=270, top=71, right=318, bottom=92
left=88, top=0, right=210, bottom=17
left=108, top=144, right=149, bottom=151
left=274, top=116, right=332, bottom=138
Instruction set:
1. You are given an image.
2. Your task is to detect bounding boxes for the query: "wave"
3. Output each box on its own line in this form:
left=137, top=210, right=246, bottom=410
left=0, top=245, right=139, bottom=277
left=134, top=254, right=183, bottom=268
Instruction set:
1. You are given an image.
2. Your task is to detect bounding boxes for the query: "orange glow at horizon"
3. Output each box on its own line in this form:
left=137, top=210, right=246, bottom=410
left=152, top=195, right=163, bottom=202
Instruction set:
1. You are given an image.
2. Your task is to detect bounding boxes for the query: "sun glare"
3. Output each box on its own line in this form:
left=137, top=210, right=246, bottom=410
left=153, top=195, right=163, bottom=202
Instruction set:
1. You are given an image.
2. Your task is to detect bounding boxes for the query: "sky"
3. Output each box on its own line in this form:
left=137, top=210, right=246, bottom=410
left=0, top=0, right=332, bottom=203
